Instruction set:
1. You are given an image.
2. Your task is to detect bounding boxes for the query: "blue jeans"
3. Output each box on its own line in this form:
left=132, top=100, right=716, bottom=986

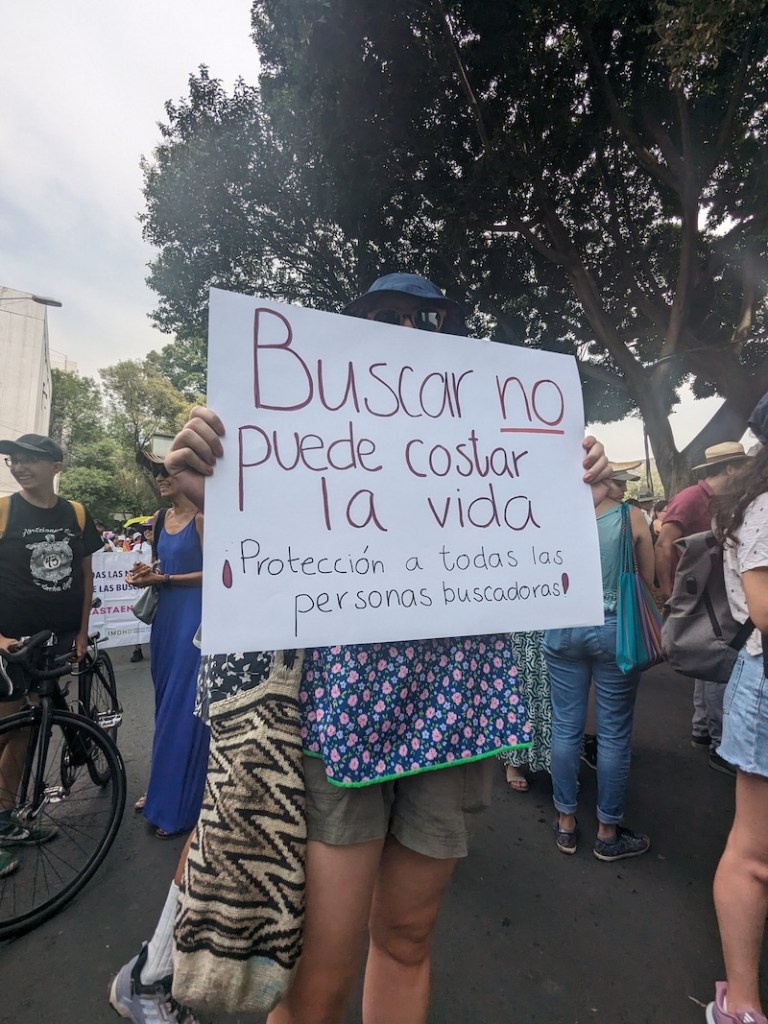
left=544, top=618, right=640, bottom=825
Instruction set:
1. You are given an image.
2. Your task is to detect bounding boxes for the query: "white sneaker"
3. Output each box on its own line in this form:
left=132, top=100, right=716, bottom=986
left=109, top=944, right=200, bottom=1024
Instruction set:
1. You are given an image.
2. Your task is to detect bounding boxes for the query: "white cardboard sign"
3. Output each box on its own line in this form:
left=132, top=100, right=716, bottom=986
left=202, top=288, right=604, bottom=654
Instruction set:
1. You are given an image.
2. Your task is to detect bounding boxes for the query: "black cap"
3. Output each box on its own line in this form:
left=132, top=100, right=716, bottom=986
left=0, top=434, right=63, bottom=461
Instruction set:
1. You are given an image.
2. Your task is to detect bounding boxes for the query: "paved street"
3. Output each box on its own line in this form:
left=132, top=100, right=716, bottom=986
left=0, top=645, right=759, bottom=1024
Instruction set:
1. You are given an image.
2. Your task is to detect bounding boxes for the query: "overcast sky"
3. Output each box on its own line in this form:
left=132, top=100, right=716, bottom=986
left=1, top=2, right=256, bottom=368
left=1, top=0, right=734, bottom=460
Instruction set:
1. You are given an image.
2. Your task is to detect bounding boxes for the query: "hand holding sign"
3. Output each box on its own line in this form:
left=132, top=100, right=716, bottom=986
left=165, top=407, right=225, bottom=512
left=581, top=436, right=610, bottom=505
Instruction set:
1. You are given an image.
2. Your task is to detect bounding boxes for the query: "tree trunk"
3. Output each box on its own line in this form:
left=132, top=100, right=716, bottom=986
left=632, top=385, right=692, bottom=497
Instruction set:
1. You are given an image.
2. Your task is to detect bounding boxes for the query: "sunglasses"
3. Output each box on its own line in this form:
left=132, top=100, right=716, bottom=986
left=369, top=307, right=446, bottom=332
left=151, top=467, right=170, bottom=479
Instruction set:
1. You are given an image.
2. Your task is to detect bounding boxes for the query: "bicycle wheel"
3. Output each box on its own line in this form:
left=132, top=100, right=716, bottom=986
left=81, top=656, right=122, bottom=786
left=98, top=648, right=115, bottom=683
left=0, top=707, right=126, bottom=939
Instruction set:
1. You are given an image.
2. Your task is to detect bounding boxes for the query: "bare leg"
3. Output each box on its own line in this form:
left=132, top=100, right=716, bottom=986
left=713, top=770, right=768, bottom=1014
left=0, top=698, right=31, bottom=812
left=174, top=833, right=193, bottom=885
left=268, top=837, right=385, bottom=1024
left=362, top=837, right=457, bottom=1024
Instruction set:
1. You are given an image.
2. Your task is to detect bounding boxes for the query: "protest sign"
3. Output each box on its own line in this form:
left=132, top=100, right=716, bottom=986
left=201, top=287, right=604, bottom=654
left=89, top=550, right=151, bottom=648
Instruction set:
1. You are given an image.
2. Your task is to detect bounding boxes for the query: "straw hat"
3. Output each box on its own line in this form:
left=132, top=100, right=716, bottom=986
left=691, top=442, right=749, bottom=473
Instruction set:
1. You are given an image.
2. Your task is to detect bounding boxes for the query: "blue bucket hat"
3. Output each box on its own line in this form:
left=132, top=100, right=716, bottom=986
left=342, top=273, right=466, bottom=333
left=748, top=391, right=768, bottom=446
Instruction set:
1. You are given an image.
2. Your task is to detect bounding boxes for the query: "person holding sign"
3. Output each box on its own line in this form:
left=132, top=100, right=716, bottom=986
left=110, top=275, right=611, bottom=1024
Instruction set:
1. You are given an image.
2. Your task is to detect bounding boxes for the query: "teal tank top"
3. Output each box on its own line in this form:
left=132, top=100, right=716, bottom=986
left=597, top=504, right=623, bottom=613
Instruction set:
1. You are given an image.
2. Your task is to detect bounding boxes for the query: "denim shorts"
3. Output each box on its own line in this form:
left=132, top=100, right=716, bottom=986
left=302, top=754, right=494, bottom=859
left=718, top=649, right=768, bottom=776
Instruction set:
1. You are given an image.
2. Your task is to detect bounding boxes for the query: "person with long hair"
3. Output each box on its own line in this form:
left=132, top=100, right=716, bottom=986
left=128, top=455, right=207, bottom=839
left=706, top=438, right=768, bottom=1024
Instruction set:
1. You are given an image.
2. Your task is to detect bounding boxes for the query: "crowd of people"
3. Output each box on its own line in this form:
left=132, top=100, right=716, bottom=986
left=0, top=273, right=766, bottom=1024
left=98, top=522, right=152, bottom=554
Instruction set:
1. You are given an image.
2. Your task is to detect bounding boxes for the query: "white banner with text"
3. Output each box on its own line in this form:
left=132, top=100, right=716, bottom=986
left=89, top=551, right=151, bottom=648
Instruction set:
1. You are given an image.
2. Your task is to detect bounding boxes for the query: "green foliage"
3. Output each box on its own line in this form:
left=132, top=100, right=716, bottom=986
left=50, top=362, right=191, bottom=522
left=651, top=0, right=768, bottom=84
left=139, top=0, right=768, bottom=493
left=49, top=368, right=105, bottom=454
left=100, top=360, right=191, bottom=451
left=141, top=69, right=359, bottom=340
left=145, top=335, right=208, bottom=402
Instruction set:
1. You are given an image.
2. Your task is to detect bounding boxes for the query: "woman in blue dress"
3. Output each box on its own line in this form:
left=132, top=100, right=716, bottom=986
left=128, top=456, right=207, bottom=838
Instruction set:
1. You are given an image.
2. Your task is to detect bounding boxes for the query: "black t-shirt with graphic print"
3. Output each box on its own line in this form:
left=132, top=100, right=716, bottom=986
left=0, top=493, right=103, bottom=639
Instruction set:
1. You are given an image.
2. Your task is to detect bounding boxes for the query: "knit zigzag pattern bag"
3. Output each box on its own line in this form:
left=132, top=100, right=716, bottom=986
left=172, top=649, right=306, bottom=1015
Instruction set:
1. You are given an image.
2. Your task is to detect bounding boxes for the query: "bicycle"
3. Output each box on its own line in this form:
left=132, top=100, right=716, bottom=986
left=69, top=626, right=122, bottom=786
left=0, top=630, right=126, bottom=939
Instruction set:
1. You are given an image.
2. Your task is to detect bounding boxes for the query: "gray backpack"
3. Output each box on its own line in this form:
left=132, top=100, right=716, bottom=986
left=661, top=530, right=754, bottom=683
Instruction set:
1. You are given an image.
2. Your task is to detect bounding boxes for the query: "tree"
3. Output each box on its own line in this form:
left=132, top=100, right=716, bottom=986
left=100, top=360, right=190, bottom=452
left=49, top=368, right=105, bottom=457
left=145, top=335, right=208, bottom=402
left=141, top=70, right=360, bottom=337
left=59, top=455, right=122, bottom=525
left=141, top=0, right=768, bottom=494
left=49, top=371, right=159, bottom=521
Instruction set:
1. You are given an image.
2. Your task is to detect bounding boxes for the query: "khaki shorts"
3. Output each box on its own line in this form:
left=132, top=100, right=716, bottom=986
left=302, top=754, right=495, bottom=860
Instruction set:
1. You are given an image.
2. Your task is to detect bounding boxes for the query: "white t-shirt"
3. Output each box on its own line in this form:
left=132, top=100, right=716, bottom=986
left=723, top=494, right=768, bottom=657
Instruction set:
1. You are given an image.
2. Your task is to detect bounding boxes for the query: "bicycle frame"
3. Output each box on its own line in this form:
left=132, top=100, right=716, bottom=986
left=0, top=634, right=75, bottom=819
left=0, top=629, right=127, bottom=938
left=69, top=634, right=122, bottom=731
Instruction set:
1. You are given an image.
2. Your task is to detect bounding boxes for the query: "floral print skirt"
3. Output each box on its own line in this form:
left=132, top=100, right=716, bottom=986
left=300, top=635, right=531, bottom=787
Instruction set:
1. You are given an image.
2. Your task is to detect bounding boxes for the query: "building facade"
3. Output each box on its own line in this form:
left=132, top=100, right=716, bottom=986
left=0, top=286, right=54, bottom=497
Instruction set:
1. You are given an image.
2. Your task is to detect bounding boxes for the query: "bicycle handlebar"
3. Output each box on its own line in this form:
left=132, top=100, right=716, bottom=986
left=0, top=631, right=74, bottom=682
left=2, top=631, right=54, bottom=661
